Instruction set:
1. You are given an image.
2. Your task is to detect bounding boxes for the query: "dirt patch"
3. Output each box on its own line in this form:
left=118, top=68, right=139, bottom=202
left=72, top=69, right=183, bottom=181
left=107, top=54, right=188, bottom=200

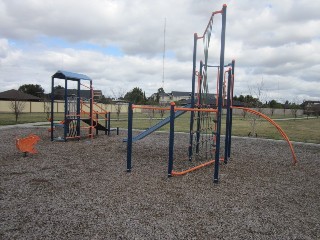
left=0, top=127, right=319, bottom=239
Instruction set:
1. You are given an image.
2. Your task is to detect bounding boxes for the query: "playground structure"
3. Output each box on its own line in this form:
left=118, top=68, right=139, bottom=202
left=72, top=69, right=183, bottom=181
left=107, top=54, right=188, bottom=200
left=50, top=70, right=114, bottom=142
left=126, top=4, right=297, bottom=183
left=16, top=134, right=40, bottom=157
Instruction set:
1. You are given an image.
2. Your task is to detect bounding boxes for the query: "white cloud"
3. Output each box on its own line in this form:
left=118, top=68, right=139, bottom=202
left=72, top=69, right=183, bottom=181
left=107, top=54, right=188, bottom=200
left=0, top=0, right=319, bottom=103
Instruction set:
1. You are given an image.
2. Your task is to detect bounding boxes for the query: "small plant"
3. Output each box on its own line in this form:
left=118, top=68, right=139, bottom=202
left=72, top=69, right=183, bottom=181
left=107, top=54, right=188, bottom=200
left=10, top=100, right=25, bottom=123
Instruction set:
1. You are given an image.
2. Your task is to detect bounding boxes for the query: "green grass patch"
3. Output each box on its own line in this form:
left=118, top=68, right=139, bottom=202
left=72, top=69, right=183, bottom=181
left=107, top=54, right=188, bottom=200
left=1, top=111, right=319, bottom=143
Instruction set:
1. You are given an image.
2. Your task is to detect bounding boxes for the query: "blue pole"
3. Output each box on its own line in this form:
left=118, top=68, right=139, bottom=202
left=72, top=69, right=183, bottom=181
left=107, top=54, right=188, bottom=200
left=106, top=112, right=110, bottom=135
left=127, top=102, right=133, bottom=172
left=64, top=78, right=68, bottom=142
left=51, top=77, right=54, bottom=141
left=224, top=68, right=232, bottom=164
left=196, top=61, right=203, bottom=155
left=77, top=80, right=81, bottom=138
left=188, top=33, right=198, bottom=161
left=213, top=4, right=227, bottom=183
left=89, top=80, right=93, bottom=138
left=228, top=59, right=235, bottom=158
left=168, top=102, right=175, bottom=177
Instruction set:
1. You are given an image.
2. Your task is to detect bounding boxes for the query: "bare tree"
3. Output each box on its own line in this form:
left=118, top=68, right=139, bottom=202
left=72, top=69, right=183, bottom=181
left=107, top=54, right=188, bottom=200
left=43, top=100, right=51, bottom=121
left=10, top=100, right=26, bottom=123
left=111, top=88, right=126, bottom=121
left=247, top=79, right=266, bottom=137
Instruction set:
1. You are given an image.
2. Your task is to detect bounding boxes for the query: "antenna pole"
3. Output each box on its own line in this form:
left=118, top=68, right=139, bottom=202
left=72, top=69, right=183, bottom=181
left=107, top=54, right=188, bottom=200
left=162, top=18, right=166, bottom=89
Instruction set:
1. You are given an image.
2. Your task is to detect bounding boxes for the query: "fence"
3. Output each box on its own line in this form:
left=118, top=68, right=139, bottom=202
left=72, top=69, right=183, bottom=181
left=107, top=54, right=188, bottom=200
left=0, top=100, right=143, bottom=114
left=0, top=100, right=303, bottom=116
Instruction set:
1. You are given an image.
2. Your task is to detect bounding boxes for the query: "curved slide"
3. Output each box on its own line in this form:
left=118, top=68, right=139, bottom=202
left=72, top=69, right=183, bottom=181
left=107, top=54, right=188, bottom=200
left=232, top=106, right=297, bottom=165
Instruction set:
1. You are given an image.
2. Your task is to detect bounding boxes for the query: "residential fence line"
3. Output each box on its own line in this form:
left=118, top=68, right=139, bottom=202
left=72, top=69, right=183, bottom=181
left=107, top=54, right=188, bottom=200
left=0, top=100, right=304, bottom=116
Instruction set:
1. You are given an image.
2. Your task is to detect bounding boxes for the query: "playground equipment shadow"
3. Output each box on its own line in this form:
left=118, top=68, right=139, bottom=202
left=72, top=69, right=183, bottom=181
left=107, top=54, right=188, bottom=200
left=0, top=127, right=319, bottom=239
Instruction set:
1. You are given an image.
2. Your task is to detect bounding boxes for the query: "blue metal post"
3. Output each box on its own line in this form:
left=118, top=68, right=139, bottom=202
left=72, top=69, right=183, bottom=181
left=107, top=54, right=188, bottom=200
left=168, top=102, right=175, bottom=177
left=228, top=59, right=235, bottom=158
left=64, top=78, right=68, bottom=142
left=89, top=80, right=93, bottom=138
left=106, top=112, right=110, bottom=135
left=188, top=33, right=198, bottom=160
left=196, top=61, right=203, bottom=155
left=213, top=4, right=227, bottom=183
left=127, top=103, right=133, bottom=172
left=224, top=68, right=232, bottom=163
left=51, top=77, right=54, bottom=141
left=96, top=113, right=99, bottom=135
left=77, top=80, right=81, bottom=138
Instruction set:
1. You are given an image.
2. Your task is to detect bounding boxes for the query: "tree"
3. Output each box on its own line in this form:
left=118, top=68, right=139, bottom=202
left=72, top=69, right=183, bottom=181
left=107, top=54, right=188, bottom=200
left=111, top=88, right=126, bottom=121
left=10, top=99, right=25, bottom=123
left=247, top=80, right=266, bottom=137
left=156, top=87, right=165, bottom=103
left=268, top=99, right=282, bottom=116
left=18, top=84, right=45, bottom=97
left=98, top=95, right=112, bottom=104
left=290, top=103, right=300, bottom=120
left=124, top=87, right=146, bottom=104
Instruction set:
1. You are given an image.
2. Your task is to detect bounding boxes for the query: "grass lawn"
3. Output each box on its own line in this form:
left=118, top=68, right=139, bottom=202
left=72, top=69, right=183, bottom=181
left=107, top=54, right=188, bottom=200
left=1, top=111, right=319, bottom=143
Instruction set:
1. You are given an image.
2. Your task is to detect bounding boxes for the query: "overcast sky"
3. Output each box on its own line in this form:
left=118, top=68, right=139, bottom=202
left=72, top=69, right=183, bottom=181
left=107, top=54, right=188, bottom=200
left=0, top=0, right=319, bottom=103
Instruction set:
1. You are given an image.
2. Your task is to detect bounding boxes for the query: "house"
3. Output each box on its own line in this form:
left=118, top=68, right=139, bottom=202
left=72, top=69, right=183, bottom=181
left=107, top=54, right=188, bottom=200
left=54, top=89, right=103, bottom=101
left=150, top=91, right=217, bottom=105
left=302, top=100, right=320, bottom=115
left=0, top=89, right=41, bottom=101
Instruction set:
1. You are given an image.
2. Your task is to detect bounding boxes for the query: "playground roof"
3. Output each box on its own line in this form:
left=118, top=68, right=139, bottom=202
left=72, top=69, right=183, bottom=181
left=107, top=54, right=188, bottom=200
left=52, top=70, right=92, bottom=81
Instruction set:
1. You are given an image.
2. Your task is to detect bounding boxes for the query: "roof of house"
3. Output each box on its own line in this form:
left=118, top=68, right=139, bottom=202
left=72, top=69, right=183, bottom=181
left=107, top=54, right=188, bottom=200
left=0, top=89, right=41, bottom=101
left=171, top=91, right=192, bottom=97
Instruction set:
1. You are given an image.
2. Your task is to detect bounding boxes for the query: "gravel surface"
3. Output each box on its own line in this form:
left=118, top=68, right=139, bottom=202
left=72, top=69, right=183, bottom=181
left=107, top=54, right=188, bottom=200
left=1, top=127, right=319, bottom=239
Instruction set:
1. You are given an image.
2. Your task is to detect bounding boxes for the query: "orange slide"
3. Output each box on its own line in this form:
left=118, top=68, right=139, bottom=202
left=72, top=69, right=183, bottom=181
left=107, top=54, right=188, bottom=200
left=16, top=134, right=40, bottom=156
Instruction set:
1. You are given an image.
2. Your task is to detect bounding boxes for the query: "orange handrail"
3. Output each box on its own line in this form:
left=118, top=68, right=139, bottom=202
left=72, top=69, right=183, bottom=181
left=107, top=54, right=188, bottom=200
left=174, top=107, right=218, bottom=113
left=232, top=106, right=297, bottom=165
left=132, top=105, right=170, bottom=111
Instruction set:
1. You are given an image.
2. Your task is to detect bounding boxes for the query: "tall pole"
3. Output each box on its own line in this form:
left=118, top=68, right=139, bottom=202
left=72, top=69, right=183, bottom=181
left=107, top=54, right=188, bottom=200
left=64, top=77, right=68, bottom=142
left=224, top=68, right=232, bottom=163
left=162, top=18, right=166, bottom=89
left=127, top=103, right=133, bottom=172
left=213, top=4, right=227, bottom=183
left=168, top=102, right=175, bottom=177
left=228, top=59, right=235, bottom=158
left=51, top=77, right=54, bottom=141
left=188, top=33, right=198, bottom=160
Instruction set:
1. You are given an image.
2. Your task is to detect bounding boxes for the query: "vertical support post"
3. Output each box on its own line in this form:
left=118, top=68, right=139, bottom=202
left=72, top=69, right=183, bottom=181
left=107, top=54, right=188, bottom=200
left=106, top=112, right=110, bottom=135
left=77, top=80, right=81, bottom=138
left=89, top=80, right=93, bottom=139
left=127, top=103, right=133, bottom=172
left=51, top=77, right=54, bottom=141
left=96, top=113, right=99, bottom=135
left=188, top=33, right=198, bottom=160
left=168, top=102, right=176, bottom=177
left=196, top=61, right=203, bottom=155
left=213, top=4, right=227, bottom=183
left=228, top=59, right=235, bottom=158
left=224, top=68, right=232, bottom=163
left=64, top=78, right=68, bottom=142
